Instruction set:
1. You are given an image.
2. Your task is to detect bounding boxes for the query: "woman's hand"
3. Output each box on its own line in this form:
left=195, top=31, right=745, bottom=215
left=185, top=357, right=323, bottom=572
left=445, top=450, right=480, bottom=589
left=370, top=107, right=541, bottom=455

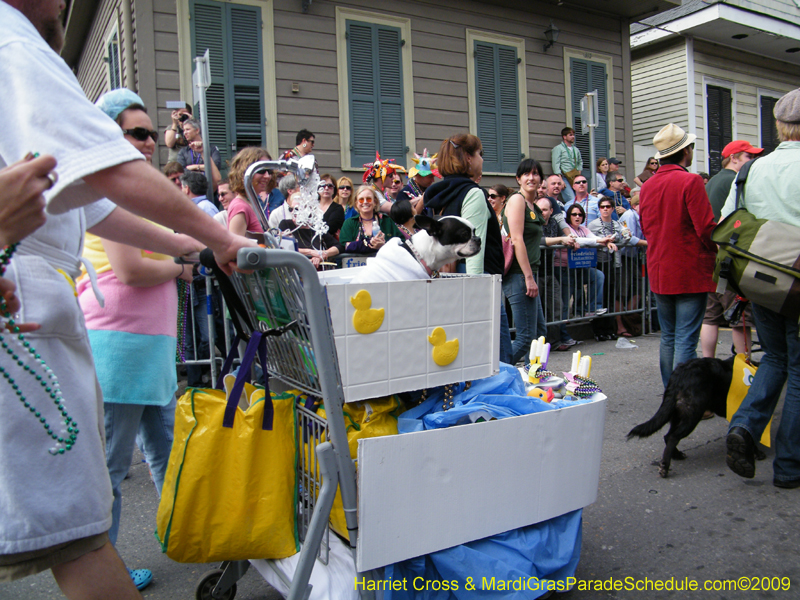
left=178, top=264, right=194, bottom=283
left=616, top=205, right=626, bottom=216
left=189, top=141, right=204, bottom=153
left=607, top=242, right=618, bottom=253
left=562, top=236, right=578, bottom=249
left=525, top=273, right=539, bottom=298
left=370, top=231, right=385, bottom=250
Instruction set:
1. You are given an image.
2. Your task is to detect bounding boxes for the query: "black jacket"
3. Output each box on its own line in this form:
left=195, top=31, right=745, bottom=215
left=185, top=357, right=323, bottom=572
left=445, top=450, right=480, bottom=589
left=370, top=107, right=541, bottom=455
left=424, top=175, right=503, bottom=275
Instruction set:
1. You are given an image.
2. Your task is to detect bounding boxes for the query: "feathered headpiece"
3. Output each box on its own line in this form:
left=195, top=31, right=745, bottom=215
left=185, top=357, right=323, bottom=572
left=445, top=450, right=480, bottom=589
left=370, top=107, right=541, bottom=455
left=408, top=148, right=440, bottom=179
left=362, top=151, right=406, bottom=185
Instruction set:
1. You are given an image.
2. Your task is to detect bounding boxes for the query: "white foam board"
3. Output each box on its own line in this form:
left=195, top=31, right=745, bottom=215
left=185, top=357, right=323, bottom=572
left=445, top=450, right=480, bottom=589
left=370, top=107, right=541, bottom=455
left=319, top=271, right=500, bottom=402
left=355, top=398, right=607, bottom=571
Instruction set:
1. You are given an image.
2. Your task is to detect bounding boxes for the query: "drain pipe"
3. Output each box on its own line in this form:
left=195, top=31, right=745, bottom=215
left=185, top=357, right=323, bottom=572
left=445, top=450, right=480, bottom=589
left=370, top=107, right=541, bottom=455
left=122, top=0, right=135, bottom=90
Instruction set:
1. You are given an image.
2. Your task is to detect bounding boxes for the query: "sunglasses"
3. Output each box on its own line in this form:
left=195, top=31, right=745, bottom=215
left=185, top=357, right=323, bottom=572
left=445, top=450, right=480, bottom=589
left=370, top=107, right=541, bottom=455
left=574, top=180, right=587, bottom=185
left=318, top=183, right=334, bottom=190
left=488, top=193, right=502, bottom=199
left=569, top=212, right=583, bottom=218
left=123, top=127, right=158, bottom=142
left=357, top=197, right=374, bottom=204
left=338, top=185, right=352, bottom=191
left=599, top=205, right=614, bottom=210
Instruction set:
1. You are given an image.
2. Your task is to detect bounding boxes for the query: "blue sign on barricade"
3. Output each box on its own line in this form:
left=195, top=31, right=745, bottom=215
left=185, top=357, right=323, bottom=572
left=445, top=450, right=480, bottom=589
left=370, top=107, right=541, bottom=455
left=568, top=248, right=597, bottom=269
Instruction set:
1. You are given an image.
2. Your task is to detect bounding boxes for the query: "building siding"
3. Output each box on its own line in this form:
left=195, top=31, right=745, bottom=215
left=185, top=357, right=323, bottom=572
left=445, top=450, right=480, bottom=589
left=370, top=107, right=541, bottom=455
left=631, top=40, right=687, bottom=146
left=76, top=0, right=123, bottom=104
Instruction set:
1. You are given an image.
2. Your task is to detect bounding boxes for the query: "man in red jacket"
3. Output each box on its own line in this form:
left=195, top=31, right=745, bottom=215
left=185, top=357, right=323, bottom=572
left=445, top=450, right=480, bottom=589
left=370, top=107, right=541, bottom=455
left=639, top=124, right=717, bottom=388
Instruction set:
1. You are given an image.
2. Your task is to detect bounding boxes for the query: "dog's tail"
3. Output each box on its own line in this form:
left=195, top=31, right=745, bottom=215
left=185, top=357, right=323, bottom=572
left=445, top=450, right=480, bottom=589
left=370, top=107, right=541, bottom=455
left=626, top=389, right=677, bottom=440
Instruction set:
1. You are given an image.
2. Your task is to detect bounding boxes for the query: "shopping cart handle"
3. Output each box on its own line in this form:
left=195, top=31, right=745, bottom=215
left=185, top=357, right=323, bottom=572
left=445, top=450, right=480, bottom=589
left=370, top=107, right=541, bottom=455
left=237, top=247, right=318, bottom=276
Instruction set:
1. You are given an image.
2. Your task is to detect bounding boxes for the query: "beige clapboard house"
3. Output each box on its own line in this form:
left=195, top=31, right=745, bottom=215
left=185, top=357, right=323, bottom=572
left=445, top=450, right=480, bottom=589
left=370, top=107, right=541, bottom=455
left=631, top=0, right=800, bottom=178
left=62, top=0, right=680, bottom=186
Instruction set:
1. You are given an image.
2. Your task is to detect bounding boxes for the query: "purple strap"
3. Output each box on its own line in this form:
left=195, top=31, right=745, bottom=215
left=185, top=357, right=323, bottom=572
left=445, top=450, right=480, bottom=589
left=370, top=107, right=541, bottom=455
left=222, top=331, right=273, bottom=430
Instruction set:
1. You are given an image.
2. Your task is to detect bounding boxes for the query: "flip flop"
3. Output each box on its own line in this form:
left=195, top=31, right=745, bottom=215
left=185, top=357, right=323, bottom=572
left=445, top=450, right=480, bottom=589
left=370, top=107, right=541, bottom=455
left=128, top=568, right=153, bottom=591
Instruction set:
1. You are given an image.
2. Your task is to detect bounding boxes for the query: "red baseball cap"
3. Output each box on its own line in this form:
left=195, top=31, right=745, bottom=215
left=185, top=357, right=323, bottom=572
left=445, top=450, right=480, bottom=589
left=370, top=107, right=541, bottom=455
left=722, top=140, right=763, bottom=158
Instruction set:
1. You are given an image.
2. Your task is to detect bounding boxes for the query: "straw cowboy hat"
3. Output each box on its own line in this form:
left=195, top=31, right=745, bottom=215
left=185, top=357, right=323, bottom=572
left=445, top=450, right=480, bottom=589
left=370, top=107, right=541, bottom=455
left=653, top=123, right=696, bottom=159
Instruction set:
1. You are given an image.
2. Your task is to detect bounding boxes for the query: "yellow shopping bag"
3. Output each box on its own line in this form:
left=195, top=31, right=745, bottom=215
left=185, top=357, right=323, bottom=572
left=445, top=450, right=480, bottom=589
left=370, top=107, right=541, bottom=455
left=156, top=333, right=299, bottom=562
left=726, top=353, right=772, bottom=447
left=309, top=396, right=402, bottom=539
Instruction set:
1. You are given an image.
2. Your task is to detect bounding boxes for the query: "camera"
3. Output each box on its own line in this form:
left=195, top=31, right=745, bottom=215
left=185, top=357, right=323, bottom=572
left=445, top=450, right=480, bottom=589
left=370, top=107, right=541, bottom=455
left=179, top=113, right=190, bottom=123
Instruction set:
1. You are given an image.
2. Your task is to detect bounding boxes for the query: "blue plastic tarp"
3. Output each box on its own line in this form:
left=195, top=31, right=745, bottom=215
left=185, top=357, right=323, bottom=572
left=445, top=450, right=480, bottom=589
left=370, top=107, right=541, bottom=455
left=383, top=509, right=583, bottom=599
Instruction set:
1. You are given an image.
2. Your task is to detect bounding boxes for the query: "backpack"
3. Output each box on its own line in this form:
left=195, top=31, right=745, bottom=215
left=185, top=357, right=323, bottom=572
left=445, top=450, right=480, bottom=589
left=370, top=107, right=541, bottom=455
left=711, top=159, right=800, bottom=322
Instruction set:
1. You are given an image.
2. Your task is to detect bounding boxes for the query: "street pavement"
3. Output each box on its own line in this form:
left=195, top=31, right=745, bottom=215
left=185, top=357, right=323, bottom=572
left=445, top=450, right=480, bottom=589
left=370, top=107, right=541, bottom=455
left=3, top=330, right=796, bottom=599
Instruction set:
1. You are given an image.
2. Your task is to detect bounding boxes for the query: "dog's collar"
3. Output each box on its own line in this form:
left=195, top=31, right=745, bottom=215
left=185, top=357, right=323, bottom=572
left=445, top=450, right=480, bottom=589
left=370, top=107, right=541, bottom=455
left=402, top=239, right=439, bottom=278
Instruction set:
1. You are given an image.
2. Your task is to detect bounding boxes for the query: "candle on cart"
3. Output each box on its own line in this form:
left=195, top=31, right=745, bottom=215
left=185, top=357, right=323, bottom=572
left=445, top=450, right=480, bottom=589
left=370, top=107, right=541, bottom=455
left=571, top=351, right=581, bottom=374
left=579, top=356, right=592, bottom=378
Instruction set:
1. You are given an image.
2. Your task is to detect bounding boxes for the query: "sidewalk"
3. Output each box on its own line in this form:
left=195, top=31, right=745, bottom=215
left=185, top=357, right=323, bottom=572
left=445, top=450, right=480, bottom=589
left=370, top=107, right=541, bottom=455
left=3, top=331, right=795, bottom=599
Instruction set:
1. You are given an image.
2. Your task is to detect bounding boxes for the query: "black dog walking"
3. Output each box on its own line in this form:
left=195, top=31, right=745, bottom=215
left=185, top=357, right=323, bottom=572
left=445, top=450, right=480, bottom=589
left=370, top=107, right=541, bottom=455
left=627, top=356, right=735, bottom=478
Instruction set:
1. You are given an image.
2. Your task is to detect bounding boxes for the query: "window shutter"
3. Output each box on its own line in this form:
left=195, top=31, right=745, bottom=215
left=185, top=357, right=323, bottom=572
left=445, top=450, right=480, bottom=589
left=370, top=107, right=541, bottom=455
left=706, top=85, right=732, bottom=176
left=229, top=6, right=265, bottom=152
left=347, top=20, right=405, bottom=168
left=760, top=96, right=780, bottom=155
left=474, top=41, right=520, bottom=173
left=570, top=57, right=609, bottom=180
left=107, top=31, right=121, bottom=89
left=190, top=0, right=265, bottom=172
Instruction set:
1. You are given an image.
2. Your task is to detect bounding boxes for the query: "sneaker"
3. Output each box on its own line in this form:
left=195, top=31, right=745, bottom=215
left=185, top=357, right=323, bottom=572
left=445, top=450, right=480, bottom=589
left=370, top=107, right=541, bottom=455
left=129, top=568, right=153, bottom=591
left=726, top=426, right=756, bottom=479
left=595, top=308, right=608, bottom=315
left=562, top=339, right=577, bottom=347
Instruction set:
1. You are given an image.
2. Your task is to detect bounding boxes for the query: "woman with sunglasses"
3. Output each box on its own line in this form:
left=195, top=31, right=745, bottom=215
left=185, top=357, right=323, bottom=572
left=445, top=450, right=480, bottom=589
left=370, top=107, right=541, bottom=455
left=317, top=173, right=345, bottom=238
left=339, top=186, right=401, bottom=253
left=554, top=204, right=616, bottom=328
left=78, top=89, right=198, bottom=591
left=336, top=176, right=356, bottom=219
left=634, top=157, right=659, bottom=187
left=487, top=184, right=510, bottom=224
left=226, top=147, right=267, bottom=236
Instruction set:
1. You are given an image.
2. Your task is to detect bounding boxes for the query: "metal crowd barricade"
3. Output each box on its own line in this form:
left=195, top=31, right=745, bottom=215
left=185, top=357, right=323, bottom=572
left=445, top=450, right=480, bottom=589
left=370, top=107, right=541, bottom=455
left=535, top=243, right=650, bottom=334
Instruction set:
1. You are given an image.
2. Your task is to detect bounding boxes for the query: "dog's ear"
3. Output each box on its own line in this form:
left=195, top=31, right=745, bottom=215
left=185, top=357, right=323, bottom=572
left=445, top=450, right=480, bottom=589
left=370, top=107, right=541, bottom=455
left=414, top=214, right=443, bottom=237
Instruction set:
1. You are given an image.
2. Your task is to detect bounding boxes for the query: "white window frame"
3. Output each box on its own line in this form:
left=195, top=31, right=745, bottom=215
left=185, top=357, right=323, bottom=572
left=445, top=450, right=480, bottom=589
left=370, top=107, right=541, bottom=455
left=563, top=48, right=616, bottom=159
left=756, top=87, right=783, bottom=148
left=175, top=0, right=279, bottom=158
left=335, top=7, right=415, bottom=172
left=701, top=76, right=737, bottom=174
left=465, top=29, right=529, bottom=176
left=105, top=23, right=122, bottom=91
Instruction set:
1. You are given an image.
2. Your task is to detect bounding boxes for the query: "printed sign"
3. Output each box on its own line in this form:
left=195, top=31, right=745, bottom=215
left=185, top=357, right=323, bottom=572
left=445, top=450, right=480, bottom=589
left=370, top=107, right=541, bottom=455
left=568, top=248, right=597, bottom=269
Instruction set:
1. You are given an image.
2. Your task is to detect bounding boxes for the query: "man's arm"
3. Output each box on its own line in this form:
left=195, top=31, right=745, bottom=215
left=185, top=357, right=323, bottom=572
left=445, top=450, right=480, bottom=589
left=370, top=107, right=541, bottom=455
left=83, top=160, right=253, bottom=273
left=551, top=145, right=563, bottom=174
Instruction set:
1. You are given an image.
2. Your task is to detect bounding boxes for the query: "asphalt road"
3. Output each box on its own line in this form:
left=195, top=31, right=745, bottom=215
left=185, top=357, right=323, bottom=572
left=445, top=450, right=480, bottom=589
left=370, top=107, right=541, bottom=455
left=3, top=330, right=796, bottom=599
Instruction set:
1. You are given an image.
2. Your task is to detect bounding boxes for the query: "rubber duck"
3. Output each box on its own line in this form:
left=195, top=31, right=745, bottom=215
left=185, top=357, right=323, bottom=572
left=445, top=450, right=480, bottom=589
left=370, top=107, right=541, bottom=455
left=428, top=326, right=459, bottom=366
left=528, top=387, right=554, bottom=403
left=350, top=290, right=384, bottom=334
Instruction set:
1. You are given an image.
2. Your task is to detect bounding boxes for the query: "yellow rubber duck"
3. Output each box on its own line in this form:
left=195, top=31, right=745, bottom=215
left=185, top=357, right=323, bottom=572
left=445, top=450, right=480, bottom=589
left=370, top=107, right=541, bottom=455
left=428, top=326, right=459, bottom=366
left=350, top=290, right=384, bottom=334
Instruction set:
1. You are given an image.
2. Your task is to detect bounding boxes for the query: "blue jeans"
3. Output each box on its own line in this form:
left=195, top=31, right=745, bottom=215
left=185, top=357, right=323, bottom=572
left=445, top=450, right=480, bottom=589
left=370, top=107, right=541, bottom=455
left=654, top=292, right=707, bottom=389
left=503, top=272, right=543, bottom=365
left=560, top=176, right=575, bottom=203
left=568, top=268, right=604, bottom=314
left=104, top=397, right=176, bottom=546
left=729, top=303, right=800, bottom=483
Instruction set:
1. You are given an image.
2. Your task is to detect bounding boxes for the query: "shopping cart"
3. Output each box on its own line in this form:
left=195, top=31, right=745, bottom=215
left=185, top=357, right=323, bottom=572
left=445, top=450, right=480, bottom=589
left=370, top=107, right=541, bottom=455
left=194, top=158, right=369, bottom=600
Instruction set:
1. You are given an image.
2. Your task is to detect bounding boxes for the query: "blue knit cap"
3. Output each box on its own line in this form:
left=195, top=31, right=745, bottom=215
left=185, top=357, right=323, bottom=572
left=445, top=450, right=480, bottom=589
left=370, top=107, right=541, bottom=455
left=95, top=88, right=145, bottom=121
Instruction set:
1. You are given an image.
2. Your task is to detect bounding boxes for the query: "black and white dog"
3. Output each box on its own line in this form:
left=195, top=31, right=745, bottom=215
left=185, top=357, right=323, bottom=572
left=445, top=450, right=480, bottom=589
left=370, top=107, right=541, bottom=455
left=350, top=214, right=481, bottom=284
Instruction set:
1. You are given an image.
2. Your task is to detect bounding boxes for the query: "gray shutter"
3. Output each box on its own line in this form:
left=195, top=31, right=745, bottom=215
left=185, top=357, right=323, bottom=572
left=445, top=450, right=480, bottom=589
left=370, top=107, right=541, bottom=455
left=229, top=6, right=265, bottom=152
left=475, top=42, right=498, bottom=170
left=707, top=85, right=732, bottom=176
left=760, top=96, right=780, bottom=155
left=570, top=58, right=609, bottom=180
left=107, top=31, right=121, bottom=89
left=347, top=21, right=405, bottom=168
left=475, top=41, right=520, bottom=173
left=190, top=0, right=265, bottom=172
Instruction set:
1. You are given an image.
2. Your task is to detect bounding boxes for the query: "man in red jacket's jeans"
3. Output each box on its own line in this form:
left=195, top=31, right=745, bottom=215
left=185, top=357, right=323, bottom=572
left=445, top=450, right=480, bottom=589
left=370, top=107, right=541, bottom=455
left=639, top=124, right=717, bottom=389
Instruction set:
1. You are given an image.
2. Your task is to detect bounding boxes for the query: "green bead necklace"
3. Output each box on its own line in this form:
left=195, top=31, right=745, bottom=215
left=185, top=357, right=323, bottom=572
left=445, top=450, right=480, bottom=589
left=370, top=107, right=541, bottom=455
left=0, top=243, right=79, bottom=455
